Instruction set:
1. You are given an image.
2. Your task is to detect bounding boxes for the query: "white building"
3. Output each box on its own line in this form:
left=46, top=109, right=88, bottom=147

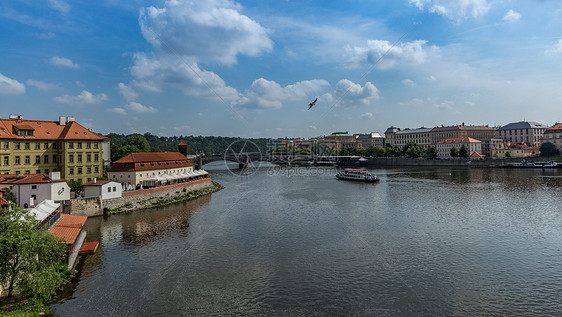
left=83, top=179, right=123, bottom=199
left=497, top=121, right=549, bottom=147
left=0, top=172, right=70, bottom=208
left=436, top=137, right=482, bottom=159
left=385, top=127, right=432, bottom=149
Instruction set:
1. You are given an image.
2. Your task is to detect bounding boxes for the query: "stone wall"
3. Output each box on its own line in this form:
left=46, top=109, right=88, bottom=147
left=67, top=178, right=215, bottom=217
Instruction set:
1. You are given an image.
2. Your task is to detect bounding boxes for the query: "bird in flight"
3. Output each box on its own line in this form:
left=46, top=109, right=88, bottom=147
left=307, top=97, right=318, bottom=110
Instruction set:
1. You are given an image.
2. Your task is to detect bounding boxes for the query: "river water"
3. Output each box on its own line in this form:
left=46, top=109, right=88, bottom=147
left=50, top=163, right=562, bottom=316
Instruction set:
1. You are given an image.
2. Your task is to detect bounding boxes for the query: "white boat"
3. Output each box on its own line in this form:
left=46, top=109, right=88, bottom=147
left=336, top=168, right=379, bottom=182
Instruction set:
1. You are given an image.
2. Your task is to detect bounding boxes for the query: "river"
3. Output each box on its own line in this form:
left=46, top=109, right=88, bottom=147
left=50, top=163, right=562, bottom=316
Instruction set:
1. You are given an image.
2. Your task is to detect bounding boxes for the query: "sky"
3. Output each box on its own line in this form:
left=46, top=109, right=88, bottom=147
left=1, top=0, right=562, bottom=138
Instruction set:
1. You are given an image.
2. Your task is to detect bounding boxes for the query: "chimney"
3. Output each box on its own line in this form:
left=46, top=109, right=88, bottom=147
left=94, top=178, right=97, bottom=184
left=49, top=171, right=61, bottom=181
left=59, top=116, right=66, bottom=126
left=67, top=116, right=75, bottom=123
left=178, top=141, right=187, bottom=157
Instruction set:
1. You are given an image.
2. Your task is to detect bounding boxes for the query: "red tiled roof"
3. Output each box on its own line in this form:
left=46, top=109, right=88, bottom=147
left=437, top=137, right=481, bottom=144
left=79, top=241, right=99, bottom=253
left=470, top=152, right=485, bottom=157
left=109, top=152, right=192, bottom=172
left=0, top=197, right=8, bottom=205
left=56, top=214, right=87, bottom=228
left=0, top=118, right=105, bottom=140
left=431, top=125, right=495, bottom=132
left=50, top=226, right=82, bottom=244
left=178, top=141, right=187, bottom=146
left=544, top=123, right=562, bottom=134
left=0, top=174, right=66, bottom=185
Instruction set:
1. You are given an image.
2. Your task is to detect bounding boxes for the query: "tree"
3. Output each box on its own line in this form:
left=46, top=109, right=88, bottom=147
left=114, top=144, right=141, bottom=161
left=67, top=179, right=83, bottom=195
left=0, top=208, right=69, bottom=299
left=505, top=151, right=511, bottom=158
left=2, top=187, right=17, bottom=206
left=425, top=146, right=438, bottom=159
left=459, top=144, right=469, bottom=158
left=384, top=144, right=401, bottom=157
left=450, top=146, right=458, bottom=158
left=124, top=134, right=150, bottom=152
left=402, top=142, right=424, bottom=158
left=540, top=142, right=561, bottom=157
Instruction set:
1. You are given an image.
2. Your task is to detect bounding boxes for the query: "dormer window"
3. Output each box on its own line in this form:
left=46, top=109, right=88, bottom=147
left=14, top=125, right=35, bottom=137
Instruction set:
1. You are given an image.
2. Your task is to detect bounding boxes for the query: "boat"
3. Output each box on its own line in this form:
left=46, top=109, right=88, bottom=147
left=503, top=160, right=559, bottom=168
left=336, top=168, right=379, bottom=182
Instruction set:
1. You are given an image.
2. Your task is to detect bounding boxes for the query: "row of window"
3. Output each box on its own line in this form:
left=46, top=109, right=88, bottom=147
left=10, top=169, right=57, bottom=175
left=68, top=166, right=100, bottom=175
left=4, top=155, right=58, bottom=165
left=68, top=153, right=99, bottom=163
left=498, top=129, right=545, bottom=136
left=1, top=141, right=100, bottom=150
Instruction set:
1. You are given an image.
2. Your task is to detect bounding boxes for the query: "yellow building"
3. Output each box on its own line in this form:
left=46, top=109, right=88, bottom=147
left=491, top=142, right=539, bottom=159
left=0, top=115, right=106, bottom=184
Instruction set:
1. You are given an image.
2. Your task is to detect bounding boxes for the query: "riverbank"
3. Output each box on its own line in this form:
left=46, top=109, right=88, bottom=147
left=358, top=157, right=562, bottom=167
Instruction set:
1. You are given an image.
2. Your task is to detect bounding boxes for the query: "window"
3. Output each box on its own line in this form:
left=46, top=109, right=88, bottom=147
left=25, top=170, right=30, bottom=174
left=53, top=143, right=57, bottom=149
left=69, top=154, right=74, bottom=163
left=87, top=154, right=91, bottom=162
left=15, top=143, right=20, bottom=150
left=4, top=156, right=8, bottom=165
left=35, top=155, right=40, bottom=164
left=44, top=155, right=49, bottom=164
left=68, top=142, right=74, bottom=149
left=15, top=171, right=20, bottom=175
left=36, top=170, right=40, bottom=174
left=53, top=155, right=57, bottom=163
left=44, top=143, right=49, bottom=149
left=35, top=143, right=40, bottom=150
left=3, top=142, right=8, bottom=150
left=31, top=185, right=37, bottom=190
left=77, top=142, right=82, bottom=149
left=69, top=168, right=74, bottom=175
left=94, top=143, right=99, bottom=149
left=77, top=154, right=82, bottom=163
left=87, top=167, right=91, bottom=174
left=25, top=156, right=30, bottom=164
left=25, top=143, right=30, bottom=150
left=113, top=186, right=116, bottom=191
left=78, top=167, right=82, bottom=174
left=108, top=187, right=112, bottom=193
left=86, top=142, right=91, bottom=149
left=44, top=169, right=49, bottom=173
left=94, top=166, right=99, bottom=173
left=94, top=154, right=99, bottom=162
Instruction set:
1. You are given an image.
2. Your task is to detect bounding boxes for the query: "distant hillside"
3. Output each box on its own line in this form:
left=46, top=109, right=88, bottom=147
left=107, top=132, right=271, bottom=162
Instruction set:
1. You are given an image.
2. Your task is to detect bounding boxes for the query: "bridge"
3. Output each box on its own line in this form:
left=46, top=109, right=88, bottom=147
left=194, top=152, right=264, bottom=169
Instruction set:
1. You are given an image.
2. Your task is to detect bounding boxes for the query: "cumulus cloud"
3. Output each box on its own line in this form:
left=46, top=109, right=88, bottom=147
left=131, top=53, right=240, bottom=101
left=409, top=0, right=490, bottom=20
left=345, top=40, right=438, bottom=69
left=124, top=101, right=157, bottom=113
left=433, top=100, right=454, bottom=111
left=107, top=108, right=127, bottom=115
left=54, top=90, right=107, bottom=105
left=402, top=79, right=416, bottom=86
left=233, top=78, right=329, bottom=109
left=0, top=73, right=25, bottom=94
left=359, top=112, right=374, bottom=120
left=546, top=39, right=562, bottom=55
left=117, top=83, right=138, bottom=101
left=502, top=9, right=521, bottom=22
left=50, top=56, right=79, bottom=68
left=26, top=79, right=59, bottom=91
left=332, top=79, right=380, bottom=107
left=47, top=0, right=70, bottom=13
left=139, top=0, right=272, bottom=66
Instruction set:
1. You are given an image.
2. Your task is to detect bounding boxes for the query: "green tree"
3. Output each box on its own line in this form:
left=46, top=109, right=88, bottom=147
left=459, top=144, right=469, bottom=158
left=402, top=142, right=424, bottom=158
left=67, top=179, right=83, bottom=195
left=0, top=208, right=69, bottom=299
left=384, top=144, right=401, bottom=157
left=2, top=187, right=17, bottom=206
left=425, top=146, right=438, bottom=159
left=505, top=151, right=511, bottom=158
left=540, top=142, right=561, bottom=157
left=450, top=146, right=458, bottom=158
left=114, top=144, right=141, bottom=161
left=123, top=134, right=150, bottom=152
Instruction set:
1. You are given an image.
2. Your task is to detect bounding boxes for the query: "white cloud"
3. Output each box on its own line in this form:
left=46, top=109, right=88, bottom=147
left=139, top=0, right=273, bottom=66
left=333, top=79, right=380, bottom=107
left=50, top=56, right=79, bottom=69
left=359, top=112, right=374, bottom=120
left=546, top=39, right=562, bottom=55
left=54, top=90, right=107, bottom=105
left=409, top=0, right=490, bottom=20
left=502, top=9, right=521, bottom=22
left=47, top=0, right=70, bottom=13
left=0, top=73, right=25, bottom=94
left=107, top=108, right=126, bottom=115
left=233, top=78, right=329, bottom=109
left=124, top=101, right=157, bottom=113
left=345, top=40, right=438, bottom=69
left=131, top=53, right=240, bottom=101
left=433, top=100, right=454, bottom=111
left=117, top=83, right=138, bottom=101
left=402, top=79, right=416, bottom=86
left=26, top=79, right=59, bottom=91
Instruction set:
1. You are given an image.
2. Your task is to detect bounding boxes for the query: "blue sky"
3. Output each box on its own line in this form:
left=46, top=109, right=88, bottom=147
left=1, top=0, right=561, bottom=138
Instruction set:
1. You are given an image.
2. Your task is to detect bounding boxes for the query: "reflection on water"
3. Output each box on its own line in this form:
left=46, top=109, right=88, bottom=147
left=50, top=165, right=562, bottom=316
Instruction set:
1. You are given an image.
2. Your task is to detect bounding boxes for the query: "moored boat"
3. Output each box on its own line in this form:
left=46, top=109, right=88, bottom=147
left=336, top=168, right=379, bottom=182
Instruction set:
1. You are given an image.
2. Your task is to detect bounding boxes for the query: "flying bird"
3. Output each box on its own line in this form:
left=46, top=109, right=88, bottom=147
left=307, top=97, right=318, bottom=110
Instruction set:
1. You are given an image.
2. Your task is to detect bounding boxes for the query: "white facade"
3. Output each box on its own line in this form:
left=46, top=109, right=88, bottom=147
left=84, top=180, right=122, bottom=199
left=436, top=138, right=482, bottom=159
left=108, top=166, right=194, bottom=188
left=0, top=181, right=70, bottom=208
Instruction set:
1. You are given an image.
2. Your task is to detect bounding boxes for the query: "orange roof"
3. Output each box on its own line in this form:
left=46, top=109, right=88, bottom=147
left=0, top=118, right=105, bottom=141
left=178, top=141, right=187, bottom=146
left=0, top=174, right=66, bottom=185
left=50, top=226, right=82, bottom=244
left=437, top=137, right=481, bottom=144
left=0, top=197, right=8, bottom=205
left=470, top=152, right=485, bottom=157
left=79, top=241, right=99, bottom=253
left=109, top=152, right=192, bottom=172
left=56, top=214, right=87, bottom=228
left=544, top=123, right=562, bottom=134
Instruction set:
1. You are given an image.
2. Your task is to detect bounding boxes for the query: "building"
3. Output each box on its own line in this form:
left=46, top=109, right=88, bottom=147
left=318, top=132, right=357, bottom=153
left=497, top=121, right=549, bottom=147
left=491, top=142, right=539, bottom=159
left=0, top=189, right=9, bottom=209
left=436, top=137, right=482, bottom=159
left=431, top=124, right=496, bottom=156
left=83, top=179, right=123, bottom=199
left=385, top=127, right=432, bottom=150
left=541, top=123, right=562, bottom=152
left=0, top=115, right=106, bottom=183
left=0, top=172, right=70, bottom=208
left=354, top=132, right=384, bottom=148
left=108, top=151, right=194, bottom=188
